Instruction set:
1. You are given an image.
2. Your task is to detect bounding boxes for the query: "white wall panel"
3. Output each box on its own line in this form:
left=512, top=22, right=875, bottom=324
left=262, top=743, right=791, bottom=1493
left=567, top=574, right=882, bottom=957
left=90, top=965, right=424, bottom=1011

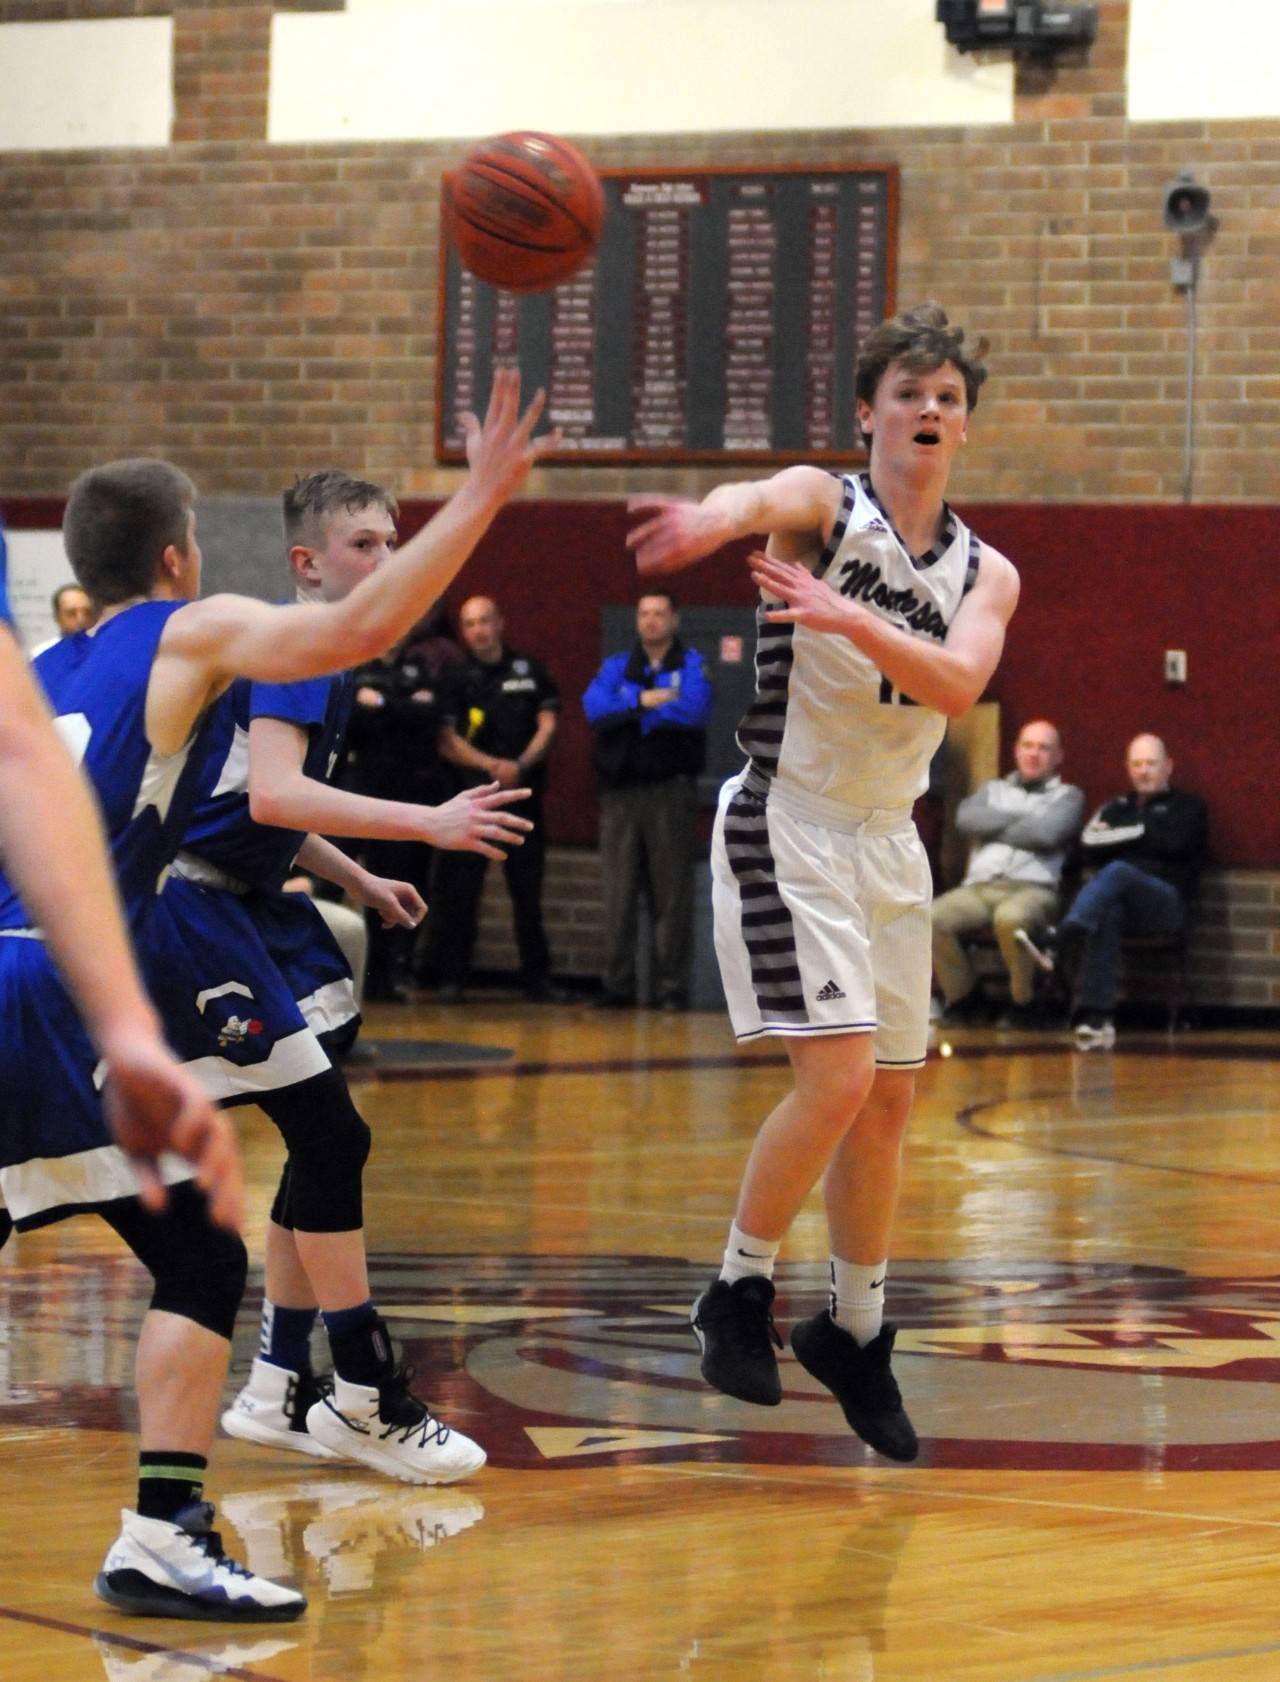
left=0, top=18, right=172, bottom=152
left=1129, top=0, right=1280, bottom=121
left=269, top=0, right=1014, bottom=143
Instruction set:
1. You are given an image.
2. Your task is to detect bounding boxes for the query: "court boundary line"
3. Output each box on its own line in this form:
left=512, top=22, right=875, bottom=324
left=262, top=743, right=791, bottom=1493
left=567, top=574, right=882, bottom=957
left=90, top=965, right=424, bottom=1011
left=0, top=1603, right=288, bottom=1679
left=352, top=1037, right=1280, bottom=1085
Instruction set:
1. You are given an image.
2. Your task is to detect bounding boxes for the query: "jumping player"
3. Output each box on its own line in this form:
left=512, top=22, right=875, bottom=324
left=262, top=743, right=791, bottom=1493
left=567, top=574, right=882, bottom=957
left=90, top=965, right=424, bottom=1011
left=627, top=303, right=1019, bottom=1459
left=148, top=469, right=531, bottom=1485
left=5, top=370, right=551, bottom=1619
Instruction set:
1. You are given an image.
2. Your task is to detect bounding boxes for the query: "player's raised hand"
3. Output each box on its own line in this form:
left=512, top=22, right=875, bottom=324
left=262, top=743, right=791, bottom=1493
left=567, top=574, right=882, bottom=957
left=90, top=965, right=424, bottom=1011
left=428, top=782, right=534, bottom=859
left=102, top=1033, right=245, bottom=1233
left=748, top=550, right=851, bottom=636
left=459, top=367, right=561, bottom=504
left=626, top=497, right=731, bottom=576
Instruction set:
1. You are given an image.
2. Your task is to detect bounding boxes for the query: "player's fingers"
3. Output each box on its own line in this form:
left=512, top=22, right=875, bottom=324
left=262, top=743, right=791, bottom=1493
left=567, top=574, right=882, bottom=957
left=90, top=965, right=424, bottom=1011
left=514, top=385, right=547, bottom=440
left=130, top=1158, right=168, bottom=1214
left=485, top=365, right=517, bottom=428
left=194, top=1124, right=246, bottom=1233
left=624, top=515, right=664, bottom=550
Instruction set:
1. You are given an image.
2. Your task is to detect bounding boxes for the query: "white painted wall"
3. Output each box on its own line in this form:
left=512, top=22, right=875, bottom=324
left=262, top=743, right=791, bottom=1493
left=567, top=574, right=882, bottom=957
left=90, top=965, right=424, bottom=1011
left=268, top=0, right=1014, bottom=142
left=0, top=18, right=172, bottom=151
left=4, top=531, right=75, bottom=654
left=1128, top=0, right=1280, bottom=121
left=1, top=5, right=1276, bottom=153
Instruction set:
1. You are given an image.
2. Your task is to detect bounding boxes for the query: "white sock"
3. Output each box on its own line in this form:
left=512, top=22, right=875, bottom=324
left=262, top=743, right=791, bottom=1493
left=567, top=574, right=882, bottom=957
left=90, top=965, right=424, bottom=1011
left=720, top=1221, right=780, bottom=1284
left=829, top=1257, right=887, bottom=1346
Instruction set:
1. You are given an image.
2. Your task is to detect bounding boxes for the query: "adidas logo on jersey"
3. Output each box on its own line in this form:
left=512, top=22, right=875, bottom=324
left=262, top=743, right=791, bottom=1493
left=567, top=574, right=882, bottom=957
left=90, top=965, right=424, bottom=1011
left=815, top=979, right=846, bottom=1002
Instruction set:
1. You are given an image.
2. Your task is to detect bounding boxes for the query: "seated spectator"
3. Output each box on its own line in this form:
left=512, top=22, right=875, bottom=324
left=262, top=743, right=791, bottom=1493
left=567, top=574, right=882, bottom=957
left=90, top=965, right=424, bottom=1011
left=583, top=591, right=713, bottom=1010
left=931, top=719, right=1084, bottom=1025
left=1021, top=733, right=1208, bottom=1051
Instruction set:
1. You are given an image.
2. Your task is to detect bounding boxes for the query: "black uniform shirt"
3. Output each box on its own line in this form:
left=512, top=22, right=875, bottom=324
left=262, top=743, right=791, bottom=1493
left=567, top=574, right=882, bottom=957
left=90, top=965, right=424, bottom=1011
left=438, top=647, right=559, bottom=791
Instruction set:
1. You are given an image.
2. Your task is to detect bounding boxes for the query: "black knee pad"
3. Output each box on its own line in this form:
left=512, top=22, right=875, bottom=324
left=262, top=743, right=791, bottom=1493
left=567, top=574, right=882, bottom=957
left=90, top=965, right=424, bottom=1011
left=102, top=1181, right=248, bottom=1340
left=261, top=1070, right=371, bottom=1233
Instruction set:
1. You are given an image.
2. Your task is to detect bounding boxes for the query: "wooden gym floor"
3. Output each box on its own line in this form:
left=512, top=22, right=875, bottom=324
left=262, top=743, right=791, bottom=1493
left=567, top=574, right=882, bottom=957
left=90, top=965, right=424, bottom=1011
left=3, top=1001, right=1280, bottom=1681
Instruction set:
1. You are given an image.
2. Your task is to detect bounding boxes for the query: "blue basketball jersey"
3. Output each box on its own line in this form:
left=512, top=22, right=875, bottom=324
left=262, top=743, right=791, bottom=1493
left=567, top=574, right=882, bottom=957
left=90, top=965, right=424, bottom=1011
left=0, top=601, right=215, bottom=929
left=179, top=673, right=354, bottom=888
left=0, top=599, right=217, bottom=1224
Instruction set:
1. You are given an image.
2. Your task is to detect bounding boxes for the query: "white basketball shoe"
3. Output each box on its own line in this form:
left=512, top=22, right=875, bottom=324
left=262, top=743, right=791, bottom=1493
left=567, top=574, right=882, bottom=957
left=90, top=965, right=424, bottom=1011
left=93, top=1503, right=306, bottom=1622
left=221, top=1358, right=337, bottom=1459
left=306, top=1367, right=486, bottom=1485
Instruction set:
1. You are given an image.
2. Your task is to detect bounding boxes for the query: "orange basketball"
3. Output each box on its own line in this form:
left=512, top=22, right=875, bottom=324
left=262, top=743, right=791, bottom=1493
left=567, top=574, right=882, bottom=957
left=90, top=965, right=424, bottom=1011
left=444, top=131, right=605, bottom=293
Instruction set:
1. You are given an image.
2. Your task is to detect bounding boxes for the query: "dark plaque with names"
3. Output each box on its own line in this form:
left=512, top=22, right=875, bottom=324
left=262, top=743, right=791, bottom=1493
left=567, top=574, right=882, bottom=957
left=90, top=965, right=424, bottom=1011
left=436, top=164, right=897, bottom=465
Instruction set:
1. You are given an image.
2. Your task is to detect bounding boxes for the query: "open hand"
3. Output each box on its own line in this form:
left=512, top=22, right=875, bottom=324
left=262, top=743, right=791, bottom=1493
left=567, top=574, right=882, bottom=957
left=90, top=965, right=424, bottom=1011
left=430, top=782, right=534, bottom=858
left=748, top=549, right=852, bottom=637
left=460, top=366, right=562, bottom=502
left=625, top=497, right=728, bottom=576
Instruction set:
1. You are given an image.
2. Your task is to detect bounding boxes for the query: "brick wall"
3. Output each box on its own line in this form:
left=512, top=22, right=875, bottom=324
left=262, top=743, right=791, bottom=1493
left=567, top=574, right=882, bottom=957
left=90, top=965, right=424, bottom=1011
left=473, top=852, right=1280, bottom=1015
left=473, top=847, right=606, bottom=982
left=1192, top=870, right=1280, bottom=1011
left=3, top=0, right=1280, bottom=501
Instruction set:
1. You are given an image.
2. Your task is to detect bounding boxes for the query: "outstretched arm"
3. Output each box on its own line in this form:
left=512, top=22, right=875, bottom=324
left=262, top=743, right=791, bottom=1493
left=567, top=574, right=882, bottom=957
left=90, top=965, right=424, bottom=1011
left=0, top=632, right=243, bottom=1229
left=749, top=543, right=1020, bottom=719
left=148, top=370, right=557, bottom=756
left=248, top=716, right=533, bottom=858
left=626, top=466, right=844, bottom=575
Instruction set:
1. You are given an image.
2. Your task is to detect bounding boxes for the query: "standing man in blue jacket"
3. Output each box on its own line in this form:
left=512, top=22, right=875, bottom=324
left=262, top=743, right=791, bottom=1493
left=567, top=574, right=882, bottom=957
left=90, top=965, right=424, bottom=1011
left=584, top=591, right=713, bottom=1009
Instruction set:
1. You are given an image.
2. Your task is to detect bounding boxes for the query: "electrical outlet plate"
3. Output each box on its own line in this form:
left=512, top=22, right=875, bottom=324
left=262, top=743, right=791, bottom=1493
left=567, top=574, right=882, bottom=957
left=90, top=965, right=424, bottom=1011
left=1164, top=650, right=1187, bottom=684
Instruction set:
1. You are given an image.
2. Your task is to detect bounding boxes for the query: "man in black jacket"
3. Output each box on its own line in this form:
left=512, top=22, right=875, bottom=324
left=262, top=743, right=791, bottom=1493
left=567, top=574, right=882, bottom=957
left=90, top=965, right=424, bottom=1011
left=422, top=595, right=559, bottom=1002
left=341, top=623, right=462, bottom=1000
left=583, top=592, right=714, bottom=1009
left=1023, top=734, right=1208, bottom=1049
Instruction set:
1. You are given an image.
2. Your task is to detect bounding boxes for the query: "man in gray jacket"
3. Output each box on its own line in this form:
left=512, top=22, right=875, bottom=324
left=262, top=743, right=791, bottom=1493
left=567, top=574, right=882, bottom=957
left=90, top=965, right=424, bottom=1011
left=931, top=719, right=1084, bottom=1024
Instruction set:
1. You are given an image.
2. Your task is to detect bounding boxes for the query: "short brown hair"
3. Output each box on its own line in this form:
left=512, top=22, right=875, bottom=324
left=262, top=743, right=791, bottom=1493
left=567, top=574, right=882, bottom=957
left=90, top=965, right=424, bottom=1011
left=855, top=301, right=989, bottom=448
left=283, top=470, right=397, bottom=549
left=63, top=458, right=196, bottom=606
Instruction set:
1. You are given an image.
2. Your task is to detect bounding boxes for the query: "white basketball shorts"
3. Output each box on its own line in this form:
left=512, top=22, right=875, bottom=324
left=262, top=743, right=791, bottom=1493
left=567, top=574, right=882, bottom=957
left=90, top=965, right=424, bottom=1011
left=711, top=770, right=932, bottom=1067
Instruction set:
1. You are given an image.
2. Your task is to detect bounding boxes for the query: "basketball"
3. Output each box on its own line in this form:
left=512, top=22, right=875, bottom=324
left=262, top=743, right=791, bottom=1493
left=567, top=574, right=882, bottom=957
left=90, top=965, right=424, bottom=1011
left=444, top=131, right=605, bottom=293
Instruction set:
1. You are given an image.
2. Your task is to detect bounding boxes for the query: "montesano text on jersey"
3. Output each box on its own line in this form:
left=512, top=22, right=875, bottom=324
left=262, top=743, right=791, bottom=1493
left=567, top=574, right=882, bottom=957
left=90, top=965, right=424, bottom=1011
left=738, top=473, right=981, bottom=818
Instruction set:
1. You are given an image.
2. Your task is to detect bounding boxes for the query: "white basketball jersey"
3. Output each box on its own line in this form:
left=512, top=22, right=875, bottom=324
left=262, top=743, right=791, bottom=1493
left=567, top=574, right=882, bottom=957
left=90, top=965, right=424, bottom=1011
left=737, top=472, right=981, bottom=815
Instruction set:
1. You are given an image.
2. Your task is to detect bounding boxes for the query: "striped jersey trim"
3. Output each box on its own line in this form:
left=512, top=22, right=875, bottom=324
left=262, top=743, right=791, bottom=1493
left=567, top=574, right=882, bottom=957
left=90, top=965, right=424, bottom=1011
left=722, top=782, right=809, bottom=1025
left=858, top=472, right=957, bottom=572
left=736, top=473, right=854, bottom=783
left=962, top=529, right=981, bottom=595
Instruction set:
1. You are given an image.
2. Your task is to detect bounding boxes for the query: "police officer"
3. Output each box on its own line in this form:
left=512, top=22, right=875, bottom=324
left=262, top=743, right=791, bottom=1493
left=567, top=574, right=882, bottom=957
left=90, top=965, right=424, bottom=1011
left=422, top=595, right=562, bottom=1002
left=342, top=622, right=462, bottom=1000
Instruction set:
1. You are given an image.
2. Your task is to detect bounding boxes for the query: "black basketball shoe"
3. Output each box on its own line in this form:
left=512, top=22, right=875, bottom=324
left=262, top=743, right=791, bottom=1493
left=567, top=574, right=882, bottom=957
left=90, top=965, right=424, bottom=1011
left=790, top=1312, right=919, bottom=1462
left=690, top=1276, right=784, bottom=1406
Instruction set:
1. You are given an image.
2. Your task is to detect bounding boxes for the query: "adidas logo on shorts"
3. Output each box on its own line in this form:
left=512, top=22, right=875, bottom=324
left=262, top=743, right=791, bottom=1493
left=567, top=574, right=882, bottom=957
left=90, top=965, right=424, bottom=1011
left=815, top=979, right=846, bottom=1002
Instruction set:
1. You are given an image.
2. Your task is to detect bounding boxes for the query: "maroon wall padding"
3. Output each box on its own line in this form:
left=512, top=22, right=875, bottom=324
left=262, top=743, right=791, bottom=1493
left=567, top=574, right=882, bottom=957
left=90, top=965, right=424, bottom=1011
left=414, top=499, right=1277, bottom=865
left=961, top=503, right=1276, bottom=871
left=8, top=497, right=1276, bottom=865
